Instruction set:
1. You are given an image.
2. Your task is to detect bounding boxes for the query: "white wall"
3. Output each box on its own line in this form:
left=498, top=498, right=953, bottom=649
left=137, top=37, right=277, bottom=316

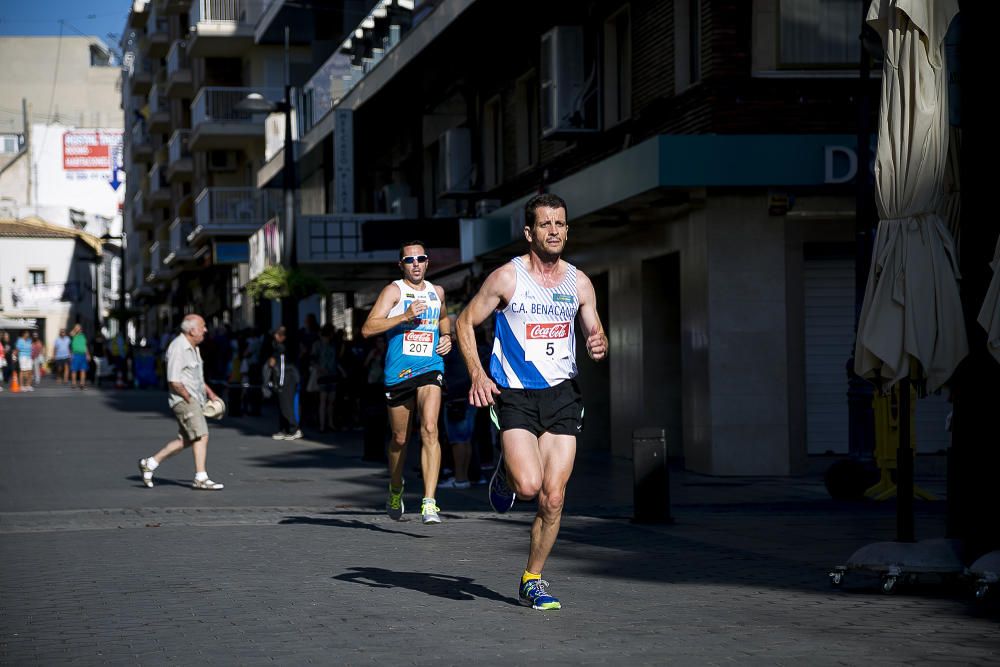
left=31, top=123, right=125, bottom=221
left=0, top=236, right=97, bottom=352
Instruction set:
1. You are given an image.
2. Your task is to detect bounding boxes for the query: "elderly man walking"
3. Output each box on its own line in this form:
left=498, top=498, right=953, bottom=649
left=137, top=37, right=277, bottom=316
left=137, top=314, right=225, bottom=490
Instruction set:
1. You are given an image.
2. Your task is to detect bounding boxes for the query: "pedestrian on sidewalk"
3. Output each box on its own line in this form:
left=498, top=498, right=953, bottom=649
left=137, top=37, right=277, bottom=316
left=263, top=325, right=302, bottom=440
left=137, top=314, right=225, bottom=490
left=455, top=193, right=608, bottom=611
left=53, top=328, right=71, bottom=384
left=361, top=240, right=452, bottom=524
left=16, top=331, right=34, bottom=392
left=69, top=325, right=90, bottom=390
left=0, top=332, right=8, bottom=391
left=30, top=332, right=45, bottom=386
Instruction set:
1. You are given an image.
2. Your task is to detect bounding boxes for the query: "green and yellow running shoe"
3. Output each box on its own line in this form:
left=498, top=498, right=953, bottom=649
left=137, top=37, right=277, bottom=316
left=386, top=483, right=404, bottom=520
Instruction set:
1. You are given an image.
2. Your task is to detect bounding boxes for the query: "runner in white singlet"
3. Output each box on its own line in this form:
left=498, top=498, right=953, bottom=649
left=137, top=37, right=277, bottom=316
left=455, top=194, right=608, bottom=611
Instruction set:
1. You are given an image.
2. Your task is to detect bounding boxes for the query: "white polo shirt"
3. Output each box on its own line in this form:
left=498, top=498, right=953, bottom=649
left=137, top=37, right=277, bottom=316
left=166, top=334, right=206, bottom=408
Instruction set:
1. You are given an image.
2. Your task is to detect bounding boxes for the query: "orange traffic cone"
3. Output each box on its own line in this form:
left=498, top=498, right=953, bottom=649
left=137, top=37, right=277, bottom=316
left=10, top=371, right=20, bottom=393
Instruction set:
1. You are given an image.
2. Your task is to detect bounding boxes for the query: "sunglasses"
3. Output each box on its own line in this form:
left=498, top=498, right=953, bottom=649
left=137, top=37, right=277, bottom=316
left=401, top=255, right=428, bottom=264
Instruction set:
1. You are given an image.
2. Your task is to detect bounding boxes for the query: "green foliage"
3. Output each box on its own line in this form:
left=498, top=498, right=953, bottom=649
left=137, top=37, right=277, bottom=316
left=245, top=266, right=326, bottom=302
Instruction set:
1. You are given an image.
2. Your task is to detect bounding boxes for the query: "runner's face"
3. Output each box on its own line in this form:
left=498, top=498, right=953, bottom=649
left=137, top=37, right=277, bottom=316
left=526, top=206, right=568, bottom=258
left=399, top=245, right=428, bottom=283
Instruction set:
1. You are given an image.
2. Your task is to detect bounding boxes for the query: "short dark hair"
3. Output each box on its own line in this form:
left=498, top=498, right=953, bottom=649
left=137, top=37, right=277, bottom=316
left=524, top=193, right=568, bottom=229
left=399, top=240, right=426, bottom=259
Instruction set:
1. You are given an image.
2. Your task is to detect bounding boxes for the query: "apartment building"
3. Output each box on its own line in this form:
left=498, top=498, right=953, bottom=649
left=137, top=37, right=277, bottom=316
left=121, top=0, right=375, bottom=337
left=241, top=0, right=958, bottom=475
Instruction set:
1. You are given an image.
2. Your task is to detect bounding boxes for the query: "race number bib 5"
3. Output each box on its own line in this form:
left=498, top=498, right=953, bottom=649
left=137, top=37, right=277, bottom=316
left=524, top=322, right=570, bottom=362
left=403, top=330, right=434, bottom=357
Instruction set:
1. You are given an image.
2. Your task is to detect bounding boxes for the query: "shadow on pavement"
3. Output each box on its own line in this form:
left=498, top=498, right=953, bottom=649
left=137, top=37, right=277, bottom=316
left=279, top=515, right=430, bottom=539
left=333, top=566, right=518, bottom=605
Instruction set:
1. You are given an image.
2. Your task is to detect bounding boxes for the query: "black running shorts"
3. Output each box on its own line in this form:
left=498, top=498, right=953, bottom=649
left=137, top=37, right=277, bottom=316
left=492, top=379, right=584, bottom=437
left=384, top=370, right=444, bottom=407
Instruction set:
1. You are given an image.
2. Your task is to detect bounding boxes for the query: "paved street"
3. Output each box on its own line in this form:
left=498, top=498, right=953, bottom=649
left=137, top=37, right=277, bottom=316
left=1, top=384, right=997, bottom=665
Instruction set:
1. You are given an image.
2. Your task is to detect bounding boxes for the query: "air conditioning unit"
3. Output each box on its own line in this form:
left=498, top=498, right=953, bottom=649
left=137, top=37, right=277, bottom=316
left=390, top=197, right=418, bottom=218
left=207, top=150, right=237, bottom=172
left=475, top=198, right=500, bottom=217
left=439, top=127, right=472, bottom=193
left=540, top=25, right=599, bottom=138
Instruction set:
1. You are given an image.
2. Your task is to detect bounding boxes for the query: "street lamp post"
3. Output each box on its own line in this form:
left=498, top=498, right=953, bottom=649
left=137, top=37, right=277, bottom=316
left=237, top=26, right=297, bottom=335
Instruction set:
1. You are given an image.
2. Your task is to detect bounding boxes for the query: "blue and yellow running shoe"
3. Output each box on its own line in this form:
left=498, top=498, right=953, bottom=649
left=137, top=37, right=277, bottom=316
left=488, top=451, right=516, bottom=514
left=518, top=578, right=561, bottom=610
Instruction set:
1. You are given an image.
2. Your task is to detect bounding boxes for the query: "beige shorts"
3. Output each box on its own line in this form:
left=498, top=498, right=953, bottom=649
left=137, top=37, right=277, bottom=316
left=172, top=400, right=209, bottom=442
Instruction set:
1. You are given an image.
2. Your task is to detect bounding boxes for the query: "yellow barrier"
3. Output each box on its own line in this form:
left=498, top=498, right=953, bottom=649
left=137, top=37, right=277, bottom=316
left=865, top=383, right=936, bottom=501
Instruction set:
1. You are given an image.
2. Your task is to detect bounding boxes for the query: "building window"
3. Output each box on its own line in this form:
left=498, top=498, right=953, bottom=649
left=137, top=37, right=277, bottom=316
left=674, top=0, right=702, bottom=92
left=515, top=72, right=539, bottom=172
left=29, top=270, right=46, bottom=286
left=779, top=0, right=857, bottom=67
left=603, top=6, right=632, bottom=128
left=481, top=96, right=503, bottom=190
left=0, top=134, right=22, bottom=154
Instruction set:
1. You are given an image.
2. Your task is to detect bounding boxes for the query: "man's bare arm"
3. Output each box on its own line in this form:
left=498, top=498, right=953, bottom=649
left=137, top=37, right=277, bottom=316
left=456, top=265, right=515, bottom=406
left=576, top=271, right=608, bottom=361
left=169, top=381, right=193, bottom=403
left=360, top=284, right=419, bottom=338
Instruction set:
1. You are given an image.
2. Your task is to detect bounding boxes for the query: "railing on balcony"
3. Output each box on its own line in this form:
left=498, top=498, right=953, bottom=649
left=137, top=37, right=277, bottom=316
left=191, top=86, right=282, bottom=126
left=131, top=122, right=149, bottom=147
left=190, top=0, right=264, bottom=26
left=194, top=187, right=280, bottom=230
left=149, top=85, right=168, bottom=116
left=168, top=130, right=191, bottom=163
left=166, top=40, right=189, bottom=76
left=149, top=163, right=168, bottom=195
left=149, top=241, right=164, bottom=276
left=297, top=214, right=401, bottom=263
left=169, top=217, right=196, bottom=257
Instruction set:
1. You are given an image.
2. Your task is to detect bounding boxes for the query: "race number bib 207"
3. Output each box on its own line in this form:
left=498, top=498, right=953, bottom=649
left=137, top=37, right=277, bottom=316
left=524, top=322, right=570, bottom=362
left=403, top=330, right=434, bottom=357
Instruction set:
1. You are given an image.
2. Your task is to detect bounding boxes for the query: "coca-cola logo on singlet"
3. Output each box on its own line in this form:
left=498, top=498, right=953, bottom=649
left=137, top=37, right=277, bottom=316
left=405, top=331, right=434, bottom=343
left=526, top=323, right=570, bottom=339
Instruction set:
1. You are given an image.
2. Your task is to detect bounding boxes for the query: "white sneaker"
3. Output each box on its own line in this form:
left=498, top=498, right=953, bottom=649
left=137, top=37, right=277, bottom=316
left=138, top=458, right=154, bottom=488
left=284, top=430, right=303, bottom=440
left=421, top=500, right=441, bottom=525
left=272, top=432, right=287, bottom=440
left=192, top=477, right=224, bottom=490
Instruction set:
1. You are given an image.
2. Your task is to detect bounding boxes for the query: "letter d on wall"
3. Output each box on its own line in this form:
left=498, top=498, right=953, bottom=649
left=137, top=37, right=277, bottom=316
left=824, top=146, right=857, bottom=184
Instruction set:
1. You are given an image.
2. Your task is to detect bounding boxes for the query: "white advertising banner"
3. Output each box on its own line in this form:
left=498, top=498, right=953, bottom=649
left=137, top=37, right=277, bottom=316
left=33, top=123, right=125, bottom=220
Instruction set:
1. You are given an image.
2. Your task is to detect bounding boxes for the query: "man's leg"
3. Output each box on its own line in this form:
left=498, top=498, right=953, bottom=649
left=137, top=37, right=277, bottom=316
left=386, top=401, right=414, bottom=490
left=191, top=435, right=209, bottom=474
left=415, top=384, right=443, bottom=498
left=526, top=433, right=576, bottom=574
left=151, top=434, right=187, bottom=463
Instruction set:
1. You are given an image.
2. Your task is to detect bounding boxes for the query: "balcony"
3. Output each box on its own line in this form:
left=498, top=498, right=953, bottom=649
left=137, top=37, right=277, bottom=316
left=158, top=0, right=194, bottom=15
left=130, top=122, right=153, bottom=164
left=140, top=9, right=170, bottom=58
left=166, top=130, right=193, bottom=181
left=148, top=85, right=170, bottom=133
left=131, top=255, right=153, bottom=297
left=165, top=217, right=196, bottom=265
left=189, top=86, right=281, bottom=151
left=133, top=190, right=154, bottom=229
left=127, top=56, right=153, bottom=95
left=187, top=0, right=263, bottom=58
left=191, top=187, right=280, bottom=244
left=165, top=40, right=193, bottom=98
left=149, top=163, right=171, bottom=208
left=148, top=241, right=168, bottom=282
left=128, top=0, right=150, bottom=28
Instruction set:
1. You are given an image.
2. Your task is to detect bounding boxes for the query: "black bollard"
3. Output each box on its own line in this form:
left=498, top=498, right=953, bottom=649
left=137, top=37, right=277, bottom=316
left=633, top=427, right=673, bottom=524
